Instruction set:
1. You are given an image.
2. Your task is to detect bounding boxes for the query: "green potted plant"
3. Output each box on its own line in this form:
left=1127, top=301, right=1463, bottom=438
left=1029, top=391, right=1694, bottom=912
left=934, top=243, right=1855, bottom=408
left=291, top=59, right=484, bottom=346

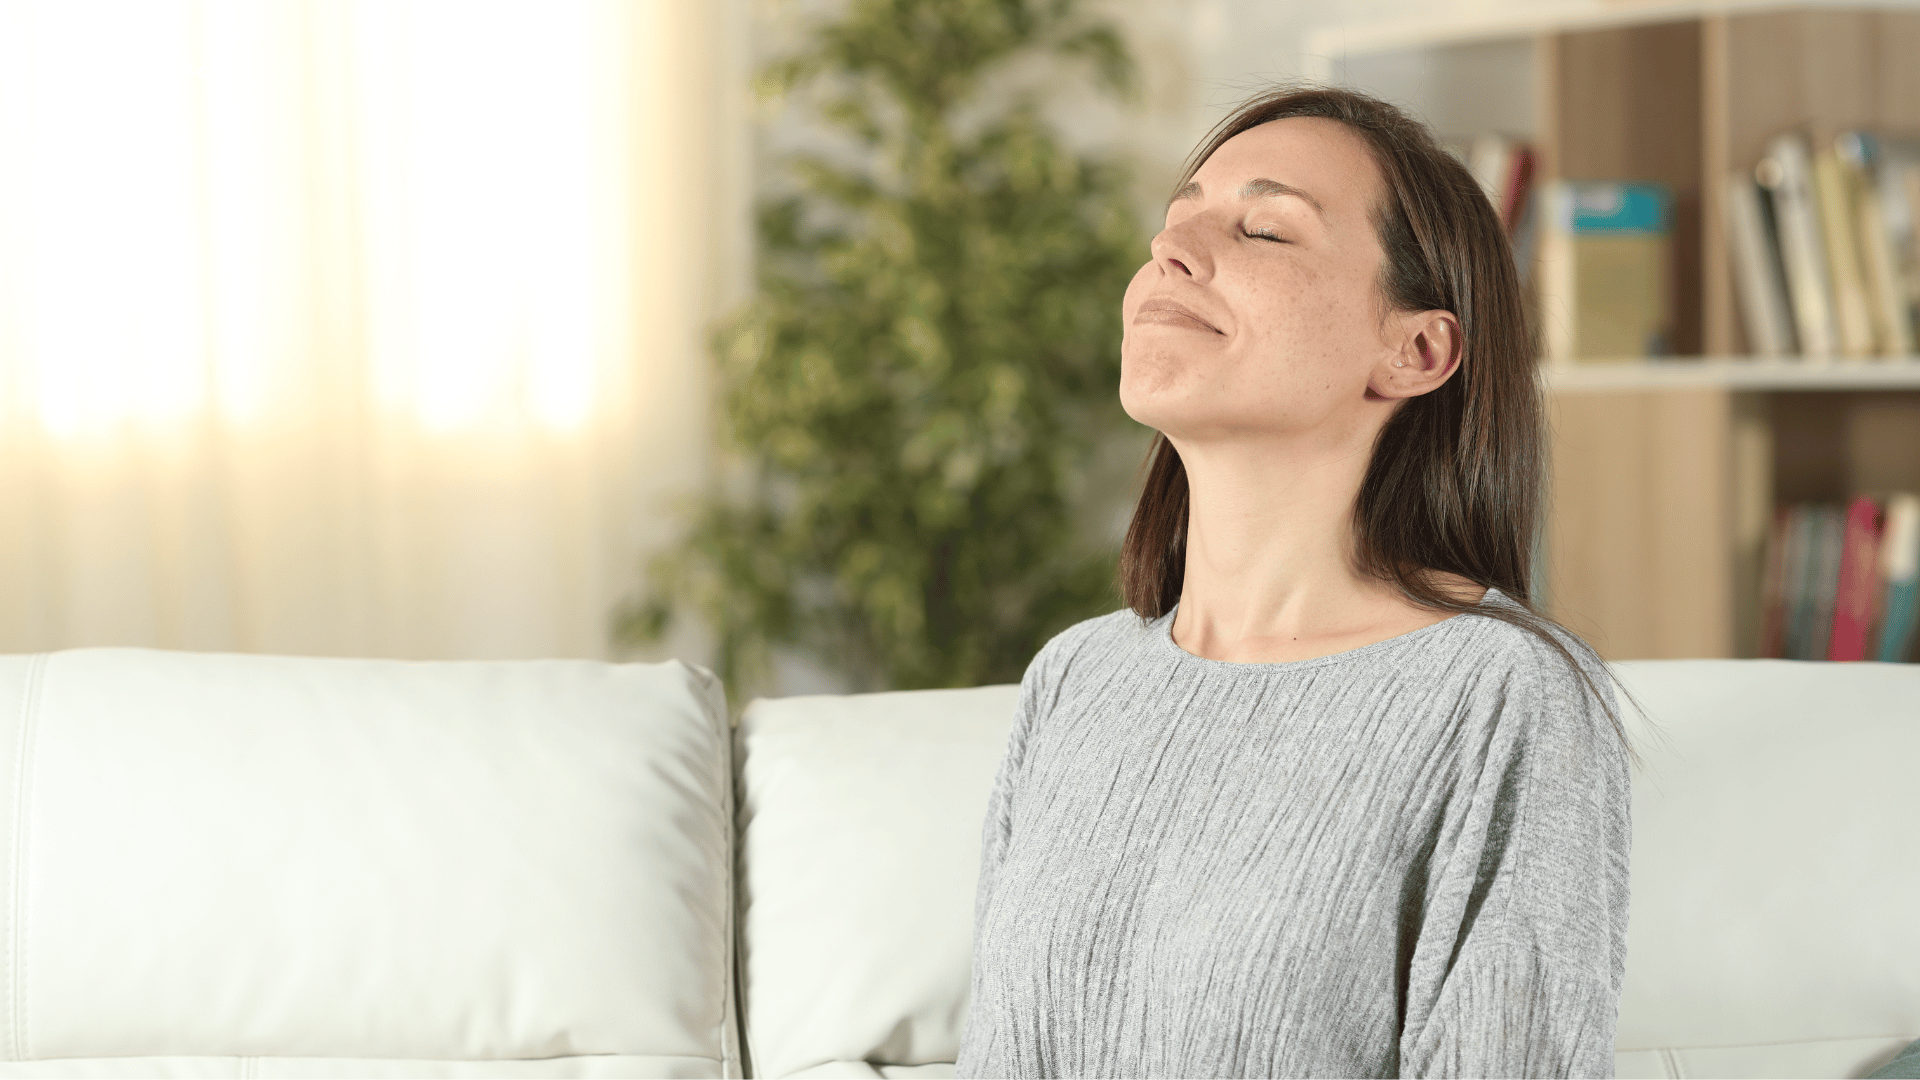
left=619, top=0, right=1146, bottom=698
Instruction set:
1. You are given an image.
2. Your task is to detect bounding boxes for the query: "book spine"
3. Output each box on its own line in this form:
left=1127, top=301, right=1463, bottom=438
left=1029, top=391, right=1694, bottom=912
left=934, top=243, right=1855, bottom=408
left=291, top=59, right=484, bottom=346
left=1760, top=505, right=1791, bottom=658
left=1858, top=187, right=1914, bottom=356
left=1842, top=133, right=1917, bottom=357
left=1468, top=134, right=1513, bottom=214
left=1811, top=148, right=1877, bottom=357
left=1902, top=167, right=1920, bottom=347
left=1755, top=172, right=1800, bottom=353
left=1807, top=505, right=1845, bottom=660
left=1539, top=183, right=1575, bottom=366
left=1783, top=504, right=1811, bottom=659
left=1512, top=184, right=1541, bottom=293
left=1883, top=579, right=1920, bottom=662
left=1877, top=492, right=1920, bottom=662
left=1827, top=496, right=1883, bottom=661
left=1764, top=135, right=1841, bottom=357
left=1501, top=146, right=1535, bottom=236
left=1726, top=172, right=1794, bottom=357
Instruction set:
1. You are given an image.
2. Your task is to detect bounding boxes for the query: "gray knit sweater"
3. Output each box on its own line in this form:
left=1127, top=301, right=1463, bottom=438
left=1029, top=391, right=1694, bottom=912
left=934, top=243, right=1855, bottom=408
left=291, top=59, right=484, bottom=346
left=955, top=588, right=1631, bottom=1079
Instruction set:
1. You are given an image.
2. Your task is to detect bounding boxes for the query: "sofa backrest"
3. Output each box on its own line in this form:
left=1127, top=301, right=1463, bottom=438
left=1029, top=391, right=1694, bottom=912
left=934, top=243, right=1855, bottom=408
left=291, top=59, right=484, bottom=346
left=7, top=647, right=1914, bottom=1080
left=737, top=659, right=1920, bottom=1080
left=1609, top=659, right=1920, bottom=1080
left=0, top=648, right=741, bottom=1079
left=734, top=685, right=1017, bottom=1080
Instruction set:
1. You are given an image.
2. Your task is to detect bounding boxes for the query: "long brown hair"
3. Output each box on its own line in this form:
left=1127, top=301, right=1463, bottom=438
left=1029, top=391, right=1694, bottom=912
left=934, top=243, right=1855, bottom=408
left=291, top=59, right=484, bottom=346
left=1119, top=85, right=1649, bottom=765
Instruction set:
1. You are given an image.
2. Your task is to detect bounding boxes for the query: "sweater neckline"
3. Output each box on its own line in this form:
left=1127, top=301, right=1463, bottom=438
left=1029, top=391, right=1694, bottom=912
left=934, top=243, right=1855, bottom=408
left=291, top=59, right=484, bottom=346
left=1151, top=586, right=1508, bottom=673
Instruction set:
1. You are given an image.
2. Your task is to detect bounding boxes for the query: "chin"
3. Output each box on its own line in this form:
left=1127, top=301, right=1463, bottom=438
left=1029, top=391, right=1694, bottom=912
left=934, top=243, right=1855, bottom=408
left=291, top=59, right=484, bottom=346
left=1118, top=343, right=1192, bottom=427
left=1119, top=384, right=1213, bottom=442
left=1118, top=367, right=1177, bottom=431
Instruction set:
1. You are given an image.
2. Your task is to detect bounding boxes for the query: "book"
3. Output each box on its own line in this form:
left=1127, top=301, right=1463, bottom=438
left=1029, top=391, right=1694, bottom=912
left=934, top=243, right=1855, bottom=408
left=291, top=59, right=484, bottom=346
left=1539, top=181, right=1672, bottom=364
left=1806, top=505, right=1845, bottom=660
left=1760, top=494, right=1920, bottom=662
left=1467, top=134, right=1516, bottom=216
left=1811, top=146, right=1878, bottom=357
left=1781, top=504, right=1812, bottom=659
left=1499, top=145, right=1536, bottom=236
left=1512, top=184, right=1541, bottom=293
left=1726, top=171, right=1796, bottom=357
left=1878, top=492, right=1919, bottom=663
left=1761, top=135, right=1841, bottom=357
left=1908, top=165, right=1920, bottom=344
left=1759, top=505, right=1791, bottom=658
left=1836, top=132, right=1916, bottom=357
left=1873, top=139, right=1920, bottom=351
left=1857, top=178, right=1914, bottom=356
left=1827, top=495, right=1884, bottom=660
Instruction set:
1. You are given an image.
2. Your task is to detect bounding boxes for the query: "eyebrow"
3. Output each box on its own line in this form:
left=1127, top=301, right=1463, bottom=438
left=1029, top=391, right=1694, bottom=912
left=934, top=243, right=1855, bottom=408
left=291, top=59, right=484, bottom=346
left=1172, top=177, right=1327, bottom=218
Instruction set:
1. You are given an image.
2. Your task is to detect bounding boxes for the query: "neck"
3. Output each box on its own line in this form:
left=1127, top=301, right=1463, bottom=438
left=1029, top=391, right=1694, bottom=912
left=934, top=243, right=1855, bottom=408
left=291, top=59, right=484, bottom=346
left=1170, top=423, right=1390, bottom=648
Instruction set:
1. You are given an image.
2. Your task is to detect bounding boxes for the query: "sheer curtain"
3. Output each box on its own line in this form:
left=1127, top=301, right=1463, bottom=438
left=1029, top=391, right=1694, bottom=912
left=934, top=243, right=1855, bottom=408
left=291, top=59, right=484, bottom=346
left=0, top=0, right=744, bottom=659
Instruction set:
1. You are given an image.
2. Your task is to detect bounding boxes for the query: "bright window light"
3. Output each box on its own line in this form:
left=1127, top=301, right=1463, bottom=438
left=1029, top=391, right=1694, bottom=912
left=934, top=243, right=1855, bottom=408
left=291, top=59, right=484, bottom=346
left=0, top=0, right=630, bottom=438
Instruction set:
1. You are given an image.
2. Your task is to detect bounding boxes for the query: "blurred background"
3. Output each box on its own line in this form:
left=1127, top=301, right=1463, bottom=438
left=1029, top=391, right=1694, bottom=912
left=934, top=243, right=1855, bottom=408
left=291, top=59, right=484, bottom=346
left=1, top=0, right=1916, bottom=698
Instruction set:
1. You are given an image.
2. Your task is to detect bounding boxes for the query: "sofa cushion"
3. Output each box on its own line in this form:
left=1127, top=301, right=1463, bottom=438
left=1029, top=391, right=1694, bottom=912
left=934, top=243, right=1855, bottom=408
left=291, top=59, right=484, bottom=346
left=739, top=660, right=1920, bottom=1080
left=0, top=649, right=739, bottom=1078
left=736, top=685, right=1019, bottom=1080
left=1611, top=658, right=1920, bottom=1079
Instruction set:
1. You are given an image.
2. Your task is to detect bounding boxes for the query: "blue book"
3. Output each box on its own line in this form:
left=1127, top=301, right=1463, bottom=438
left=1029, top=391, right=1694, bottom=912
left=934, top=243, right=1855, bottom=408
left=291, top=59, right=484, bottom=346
left=1540, top=181, right=1674, bottom=362
left=1877, top=493, right=1919, bottom=663
left=1806, top=505, right=1845, bottom=661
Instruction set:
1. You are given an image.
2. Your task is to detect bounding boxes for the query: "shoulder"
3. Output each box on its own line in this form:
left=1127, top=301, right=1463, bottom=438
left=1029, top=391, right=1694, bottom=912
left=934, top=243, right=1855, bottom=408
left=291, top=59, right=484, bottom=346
left=1444, top=595, right=1622, bottom=751
left=1008, top=608, right=1155, bottom=731
left=1023, top=607, right=1153, bottom=687
left=1454, top=590, right=1604, bottom=678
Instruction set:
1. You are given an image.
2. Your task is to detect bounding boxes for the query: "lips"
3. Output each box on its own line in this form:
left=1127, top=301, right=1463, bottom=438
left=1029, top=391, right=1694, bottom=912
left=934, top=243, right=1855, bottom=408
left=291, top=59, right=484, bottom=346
left=1135, top=297, right=1222, bottom=334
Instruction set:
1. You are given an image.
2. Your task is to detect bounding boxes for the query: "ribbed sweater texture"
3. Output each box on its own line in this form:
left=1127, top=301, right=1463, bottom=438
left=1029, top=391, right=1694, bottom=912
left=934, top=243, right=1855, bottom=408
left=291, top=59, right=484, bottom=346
left=955, top=588, right=1631, bottom=1079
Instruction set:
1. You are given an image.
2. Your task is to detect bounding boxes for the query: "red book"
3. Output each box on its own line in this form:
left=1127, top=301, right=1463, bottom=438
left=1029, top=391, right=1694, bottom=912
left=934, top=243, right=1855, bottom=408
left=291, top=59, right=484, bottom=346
left=1500, top=146, right=1535, bottom=236
left=1827, top=495, right=1885, bottom=661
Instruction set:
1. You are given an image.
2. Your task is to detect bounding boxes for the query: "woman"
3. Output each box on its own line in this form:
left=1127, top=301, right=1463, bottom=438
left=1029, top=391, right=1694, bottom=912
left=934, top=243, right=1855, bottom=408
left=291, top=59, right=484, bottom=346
left=955, top=86, right=1639, bottom=1079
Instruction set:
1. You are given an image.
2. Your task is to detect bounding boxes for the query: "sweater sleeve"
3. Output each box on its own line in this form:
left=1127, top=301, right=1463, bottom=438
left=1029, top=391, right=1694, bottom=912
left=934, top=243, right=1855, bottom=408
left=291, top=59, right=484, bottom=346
left=970, top=664, right=1040, bottom=933
left=1397, top=635, right=1634, bottom=1079
left=956, top=632, right=1058, bottom=1076
left=963, top=617, right=1097, bottom=930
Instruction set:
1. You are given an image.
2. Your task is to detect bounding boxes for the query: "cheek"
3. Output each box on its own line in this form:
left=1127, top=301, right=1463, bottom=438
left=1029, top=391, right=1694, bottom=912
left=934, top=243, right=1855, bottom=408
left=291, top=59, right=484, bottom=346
left=1119, top=262, right=1174, bottom=392
left=1119, top=258, right=1155, bottom=314
left=1253, top=266, right=1382, bottom=363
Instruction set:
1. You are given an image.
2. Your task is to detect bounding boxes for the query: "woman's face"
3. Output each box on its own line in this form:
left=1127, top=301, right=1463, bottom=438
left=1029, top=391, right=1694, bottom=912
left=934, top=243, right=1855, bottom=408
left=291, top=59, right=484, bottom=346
left=1119, top=116, right=1438, bottom=445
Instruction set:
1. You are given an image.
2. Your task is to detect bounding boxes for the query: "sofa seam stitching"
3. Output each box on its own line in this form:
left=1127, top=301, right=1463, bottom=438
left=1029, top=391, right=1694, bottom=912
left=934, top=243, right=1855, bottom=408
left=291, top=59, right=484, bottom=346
left=710, top=668, right=742, bottom=1080
left=1620, top=1032, right=1920, bottom=1053
left=730, top=717, right=748, bottom=1080
left=734, top=710, right=762, bottom=1080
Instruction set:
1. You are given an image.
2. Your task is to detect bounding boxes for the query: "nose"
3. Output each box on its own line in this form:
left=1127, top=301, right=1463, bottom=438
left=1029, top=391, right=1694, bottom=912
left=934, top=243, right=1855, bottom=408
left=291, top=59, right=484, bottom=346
left=1148, top=217, right=1210, bottom=283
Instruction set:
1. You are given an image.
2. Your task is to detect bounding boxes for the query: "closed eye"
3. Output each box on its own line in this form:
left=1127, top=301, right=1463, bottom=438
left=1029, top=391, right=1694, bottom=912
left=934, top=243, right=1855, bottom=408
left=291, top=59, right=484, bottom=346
left=1244, top=228, right=1286, bottom=243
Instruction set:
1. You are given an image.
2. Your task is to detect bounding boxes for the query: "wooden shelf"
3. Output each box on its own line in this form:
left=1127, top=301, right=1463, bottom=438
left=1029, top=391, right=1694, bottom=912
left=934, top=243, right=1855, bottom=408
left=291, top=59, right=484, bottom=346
left=1544, top=358, right=1920, bottom=391
left=1321, top=5, right=1920, bottom=662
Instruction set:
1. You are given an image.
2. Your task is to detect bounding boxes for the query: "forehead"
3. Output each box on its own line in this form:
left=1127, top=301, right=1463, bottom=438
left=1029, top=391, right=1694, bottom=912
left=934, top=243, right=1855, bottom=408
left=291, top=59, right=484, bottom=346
left=1186, top=116, right=1384, bottom=224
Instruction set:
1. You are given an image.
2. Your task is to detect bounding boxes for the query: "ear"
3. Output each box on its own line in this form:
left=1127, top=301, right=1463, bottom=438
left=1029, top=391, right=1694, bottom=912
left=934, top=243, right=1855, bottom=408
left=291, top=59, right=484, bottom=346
left=1368, top=310, right=1462, bottom=401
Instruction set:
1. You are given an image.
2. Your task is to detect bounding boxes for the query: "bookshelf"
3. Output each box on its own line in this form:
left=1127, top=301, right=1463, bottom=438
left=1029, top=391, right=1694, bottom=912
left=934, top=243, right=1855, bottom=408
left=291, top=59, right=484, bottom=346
left=1310, top=3, right=1920, bottom=661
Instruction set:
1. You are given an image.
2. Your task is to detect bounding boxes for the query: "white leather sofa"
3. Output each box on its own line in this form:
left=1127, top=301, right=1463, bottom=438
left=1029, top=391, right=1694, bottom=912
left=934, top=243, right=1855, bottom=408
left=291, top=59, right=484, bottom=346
left=0, top=648, right=1911, bottom=1079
